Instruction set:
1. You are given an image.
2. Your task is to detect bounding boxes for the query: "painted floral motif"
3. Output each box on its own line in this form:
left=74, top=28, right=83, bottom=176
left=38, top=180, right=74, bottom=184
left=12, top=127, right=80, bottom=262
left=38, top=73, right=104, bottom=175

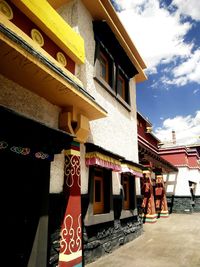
left=60, top=214, right=82, bottom=254
left=64, top=154, right=80, bottom=188
left=59, top=148, right=82, bottom=266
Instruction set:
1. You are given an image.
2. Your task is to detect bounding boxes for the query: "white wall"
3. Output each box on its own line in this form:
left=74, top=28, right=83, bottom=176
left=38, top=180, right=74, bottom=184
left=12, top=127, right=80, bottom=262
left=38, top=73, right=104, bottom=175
left=58, top=0, right=138, bottom=162
left=58, top=0, right=139, bottom=195
left=164, top=167, right=200, bottom=196
left=188, top=169, right=200, bottom=195
left=0, top=74, right=65, bottom=193
left=135, top=177, right=141, bottom=195
left=0, top=74, right=60, bottom=128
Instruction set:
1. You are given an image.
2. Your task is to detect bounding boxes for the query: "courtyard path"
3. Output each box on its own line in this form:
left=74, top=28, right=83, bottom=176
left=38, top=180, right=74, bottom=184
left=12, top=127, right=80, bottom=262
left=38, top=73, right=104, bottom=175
left=85, top=214, right=200, bottom=267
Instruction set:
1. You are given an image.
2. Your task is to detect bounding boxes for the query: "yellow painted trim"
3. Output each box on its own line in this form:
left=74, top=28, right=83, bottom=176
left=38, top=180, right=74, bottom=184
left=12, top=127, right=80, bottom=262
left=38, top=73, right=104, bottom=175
left=0, top=13, right=82, bottom=87
left=65, top=149, right=80, bottom=156
left=12, top=0, right=85, bottom=64
left=121, top=163, right=143, bottom=174
left=48, top=0, right=147, bottom=82
left=56, top=51, right=67, bottom=67
left=0, top=14, right=107, bottom=120
left=31, top=28, right=44, bottom=47
left=82, top=0, right=147, bottom=82
left=0, top=1, right=13, bottom=20
left=85, top=152, right=121, bottom=166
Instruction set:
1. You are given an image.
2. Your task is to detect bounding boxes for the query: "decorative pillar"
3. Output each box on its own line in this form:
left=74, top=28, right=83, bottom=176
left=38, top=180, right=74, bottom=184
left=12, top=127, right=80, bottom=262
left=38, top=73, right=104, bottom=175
left=59, top=141, right=82, bottom=267
left=155, top=174, right=169, bottom=218
left=141, top=170, right=157, bottom=223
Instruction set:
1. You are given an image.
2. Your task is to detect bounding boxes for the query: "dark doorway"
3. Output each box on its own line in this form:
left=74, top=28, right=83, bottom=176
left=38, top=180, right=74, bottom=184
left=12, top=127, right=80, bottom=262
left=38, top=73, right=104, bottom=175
left=1, top=151, right=50, bottom=267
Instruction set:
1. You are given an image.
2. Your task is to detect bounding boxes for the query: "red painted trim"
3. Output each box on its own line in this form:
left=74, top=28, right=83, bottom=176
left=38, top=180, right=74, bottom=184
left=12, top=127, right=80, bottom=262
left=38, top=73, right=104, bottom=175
left=59, top=256, right=82, bottom=267
left=8, top=0, right=75, bottom=74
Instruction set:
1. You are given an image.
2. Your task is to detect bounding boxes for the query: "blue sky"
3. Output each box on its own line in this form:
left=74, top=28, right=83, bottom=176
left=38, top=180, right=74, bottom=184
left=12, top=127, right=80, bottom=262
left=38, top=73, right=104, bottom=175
left=112, top=0, right=200, bottom=146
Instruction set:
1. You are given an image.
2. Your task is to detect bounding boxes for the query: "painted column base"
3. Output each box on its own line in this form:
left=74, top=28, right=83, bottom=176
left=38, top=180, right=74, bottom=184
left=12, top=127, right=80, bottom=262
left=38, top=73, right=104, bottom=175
left=142, top=213, right=157, bottom=223
left=158, top=210, right=169, bottom=218
left=142, top=211, right=169, bottom=223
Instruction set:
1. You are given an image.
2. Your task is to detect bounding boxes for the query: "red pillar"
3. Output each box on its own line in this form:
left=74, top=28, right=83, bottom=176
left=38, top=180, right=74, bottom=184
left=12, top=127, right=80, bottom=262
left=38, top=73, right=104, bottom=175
left=59, top=142, right=82, bottom=267
left=141, top=170, right=157, bottom=223
left=155, top=175, right=169, bottom=218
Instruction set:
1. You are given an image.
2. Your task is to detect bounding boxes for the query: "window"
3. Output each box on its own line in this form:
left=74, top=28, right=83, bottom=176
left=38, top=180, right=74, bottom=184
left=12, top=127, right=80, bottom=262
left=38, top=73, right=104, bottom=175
left=116, top=67, right=130, bottom=104
left=92, top=167, right=111, bottom=215
left=99, top=52, right=109, bottom=83
left=97, top=47, right=113, bottom=89
left=93, top=175, right=104, bottom=214
left=95, top=44, right=130, bottom=107
left=122, top=175, right=130, bottom=210
left=117, top=74, right=125, bottom=100
left=121, top=173, right=136, bottom=210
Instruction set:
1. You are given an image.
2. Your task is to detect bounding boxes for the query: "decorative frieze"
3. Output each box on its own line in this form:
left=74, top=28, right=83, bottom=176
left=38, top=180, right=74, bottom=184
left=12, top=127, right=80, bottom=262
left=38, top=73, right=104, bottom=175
left=0, top=1, right=13, bottom=20
left=31, top=28, right=44, bottom=47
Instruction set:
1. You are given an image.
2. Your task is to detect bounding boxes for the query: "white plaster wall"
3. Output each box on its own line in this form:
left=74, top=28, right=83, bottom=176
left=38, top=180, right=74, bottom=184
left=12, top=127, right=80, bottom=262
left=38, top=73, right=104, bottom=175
left=0, top=74, right=60, bottom=127
left=0, top=74, right=65, bottom=193
left=57, top=0, right=78, bottom=31
left=50, top=151, right=65, bottom=193
left=112, top=172, right=121, bottom=195
left=58, top=0, right=139, bottom=163
left=135, top=177, right=141, bottom=195
left=188, top=169, right=200, bottom=184
left=58, top=1, right=139, bottom=196
left=188, top=169, right=200, bottom=195
left=175, top=167, right=191, bottom=196
left=80, top=143, right=89, bottom=194
left=163, top=173, right=177, bottom=195
left=165, top=168, right=190, bottom=196
left=87, top=80, right=138, bottom=162
left=165, top=167, right=200, bottom=196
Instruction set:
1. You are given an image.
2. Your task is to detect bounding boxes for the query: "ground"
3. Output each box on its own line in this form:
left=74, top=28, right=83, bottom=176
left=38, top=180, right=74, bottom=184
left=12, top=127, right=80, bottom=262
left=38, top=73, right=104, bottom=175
left=85, top=214, right=200, bottom=267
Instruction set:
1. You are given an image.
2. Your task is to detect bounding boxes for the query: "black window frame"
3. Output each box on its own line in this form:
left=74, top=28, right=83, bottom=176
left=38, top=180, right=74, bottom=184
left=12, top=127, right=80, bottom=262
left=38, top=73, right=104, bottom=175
left=94, top=41, right=131, bottom=110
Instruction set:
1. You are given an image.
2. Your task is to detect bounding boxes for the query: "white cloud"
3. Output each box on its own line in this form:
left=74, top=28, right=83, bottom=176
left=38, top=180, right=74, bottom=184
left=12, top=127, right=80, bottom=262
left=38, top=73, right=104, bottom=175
left=115, top=0, right=192, bottom=72
left=155, top=111, right=200, bottom=146
left=193, top=89, right=199, bottom=94
left=167, top=49, right=200, bottom=85
left=172, top=0, right=200, bottom=21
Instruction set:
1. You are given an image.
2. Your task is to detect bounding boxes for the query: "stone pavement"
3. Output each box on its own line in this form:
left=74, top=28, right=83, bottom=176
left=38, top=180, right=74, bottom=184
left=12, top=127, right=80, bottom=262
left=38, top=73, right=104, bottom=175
left=85, top=214, right=200, bottom=267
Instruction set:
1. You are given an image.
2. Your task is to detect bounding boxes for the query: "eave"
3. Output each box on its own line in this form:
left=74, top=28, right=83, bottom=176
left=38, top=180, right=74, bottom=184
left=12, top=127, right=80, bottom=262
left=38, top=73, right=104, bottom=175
left=48, top=0, right=147, bottom=83
left=11, top=0, right=85, bottom=64
left=0, top=15, right=107, bottom=121
left=139, top=140, right=178, bottom=173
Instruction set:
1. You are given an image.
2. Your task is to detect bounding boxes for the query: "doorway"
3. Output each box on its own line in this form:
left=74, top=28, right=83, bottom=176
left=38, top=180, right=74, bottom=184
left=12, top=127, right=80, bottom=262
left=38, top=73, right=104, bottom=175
left=1, top=151, right=50, bottom=266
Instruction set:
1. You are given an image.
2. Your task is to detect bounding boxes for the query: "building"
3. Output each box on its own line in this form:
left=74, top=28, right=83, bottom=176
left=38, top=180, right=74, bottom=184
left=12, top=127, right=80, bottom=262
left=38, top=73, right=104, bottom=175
left=137, top=112, right=178, bottom=223
left=159, top=143, right=200, bottom=213
left=0, top=0, right=107, bottom=266
left=56, top=0, right=147, bottom=264
left=0, top=0, right=147, bottom=266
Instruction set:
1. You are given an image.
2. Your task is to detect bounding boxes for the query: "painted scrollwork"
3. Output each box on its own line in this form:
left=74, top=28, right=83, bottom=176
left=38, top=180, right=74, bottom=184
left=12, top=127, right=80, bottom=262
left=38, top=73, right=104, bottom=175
left=76, top=214, right=82, bottom=251
left=64, top=154, right=81, bottom=188
left=60, top=214, right=82, bottom=255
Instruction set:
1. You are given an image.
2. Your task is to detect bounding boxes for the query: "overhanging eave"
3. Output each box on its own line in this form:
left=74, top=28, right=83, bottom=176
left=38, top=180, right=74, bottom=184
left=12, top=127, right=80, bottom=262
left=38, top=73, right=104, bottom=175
left=0, top=17, right=107, bottom=121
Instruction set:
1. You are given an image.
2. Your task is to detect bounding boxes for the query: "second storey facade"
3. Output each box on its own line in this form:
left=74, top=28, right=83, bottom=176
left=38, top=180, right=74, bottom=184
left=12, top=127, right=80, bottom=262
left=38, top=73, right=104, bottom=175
left=55, top=0, right=147, bottom=264
left=0, top=0, right=147, bottom=266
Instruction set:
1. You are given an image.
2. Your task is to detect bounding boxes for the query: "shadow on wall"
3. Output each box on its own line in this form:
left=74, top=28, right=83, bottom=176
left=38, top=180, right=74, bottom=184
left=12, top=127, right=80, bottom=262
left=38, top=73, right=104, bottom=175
left=164, top=172, right=178, bottom=214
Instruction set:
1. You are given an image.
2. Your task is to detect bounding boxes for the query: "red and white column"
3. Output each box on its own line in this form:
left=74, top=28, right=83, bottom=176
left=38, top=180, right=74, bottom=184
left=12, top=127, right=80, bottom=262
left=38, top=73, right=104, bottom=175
left=59, top=142, right=82, bottom=267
